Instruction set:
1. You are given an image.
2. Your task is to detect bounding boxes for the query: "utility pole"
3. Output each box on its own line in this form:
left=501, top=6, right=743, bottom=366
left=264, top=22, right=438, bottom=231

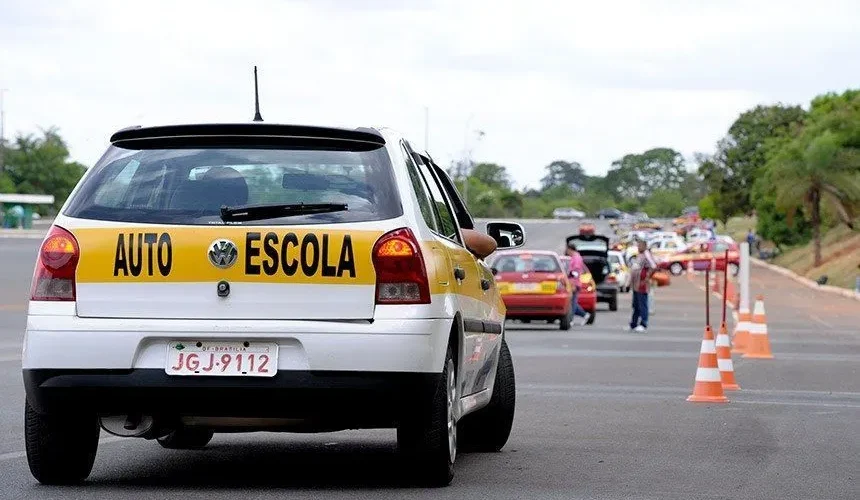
left=0, top=89, right=7, bottom=174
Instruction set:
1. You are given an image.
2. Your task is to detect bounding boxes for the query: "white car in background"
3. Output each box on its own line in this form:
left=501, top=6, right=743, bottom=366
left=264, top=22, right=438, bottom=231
left=552, top=207, right=586, bottom=219
left=607, top=251, right=631, bottom=293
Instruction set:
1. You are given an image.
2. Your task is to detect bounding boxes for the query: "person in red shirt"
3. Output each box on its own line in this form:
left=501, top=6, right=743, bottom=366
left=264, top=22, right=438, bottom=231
left=566, top=243, right=592, bottom=325
left=628, top=239, right=656, bottom=332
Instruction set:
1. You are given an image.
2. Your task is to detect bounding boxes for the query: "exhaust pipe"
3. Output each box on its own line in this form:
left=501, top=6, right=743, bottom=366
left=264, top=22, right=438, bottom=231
left=100, top=415, right=162, bottom=438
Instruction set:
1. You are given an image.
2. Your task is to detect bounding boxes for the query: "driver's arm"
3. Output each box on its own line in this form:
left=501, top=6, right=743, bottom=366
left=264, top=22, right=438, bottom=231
left=462, top=229, right=498, bottom=260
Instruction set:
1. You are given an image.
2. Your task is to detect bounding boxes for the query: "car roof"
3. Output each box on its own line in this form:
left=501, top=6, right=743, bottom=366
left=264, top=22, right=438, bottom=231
left=494, top=249, right=560, bottom=257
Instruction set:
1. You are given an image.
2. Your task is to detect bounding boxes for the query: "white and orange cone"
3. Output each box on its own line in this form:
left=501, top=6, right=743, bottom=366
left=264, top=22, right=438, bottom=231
left=687, top=326, right=729, bottom=403
left=716, top=322, right=740, bottom=390
left=687, top=260, right=695, bottom=280
left=732, top=307, right=751, bottom=354
left=743, top=295, right=773, bottom=359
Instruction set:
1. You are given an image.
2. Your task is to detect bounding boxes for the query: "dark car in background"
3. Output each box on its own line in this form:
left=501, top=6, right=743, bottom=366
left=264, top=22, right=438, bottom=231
left=566, top=233, right=619, bottom=311
left=597, top=208, right=623, bottom=219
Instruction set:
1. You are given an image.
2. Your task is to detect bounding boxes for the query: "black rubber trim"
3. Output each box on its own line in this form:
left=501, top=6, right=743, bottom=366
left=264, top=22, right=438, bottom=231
left=23, top=369, right=440, bottom=423
left=464, top=318, right=503, bottom=334
left=110, top=123, right=385, bottom=148
left=463, top=318, right=484, bottom=333
left=483, top=321, right=503, bottom=334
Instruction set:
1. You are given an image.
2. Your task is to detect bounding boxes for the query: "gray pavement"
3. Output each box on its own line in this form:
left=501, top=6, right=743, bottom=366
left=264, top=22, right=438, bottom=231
left=1, top=222, right=859, bottom=499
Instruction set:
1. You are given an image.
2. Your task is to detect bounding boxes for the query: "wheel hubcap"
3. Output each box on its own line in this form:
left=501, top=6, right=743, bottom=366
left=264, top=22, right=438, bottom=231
left=446, top=359, right=457, bottom=463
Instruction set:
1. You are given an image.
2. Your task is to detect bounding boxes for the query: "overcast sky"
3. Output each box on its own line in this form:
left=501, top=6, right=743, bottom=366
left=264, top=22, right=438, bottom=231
left=2, top=0, right=859, bottom=189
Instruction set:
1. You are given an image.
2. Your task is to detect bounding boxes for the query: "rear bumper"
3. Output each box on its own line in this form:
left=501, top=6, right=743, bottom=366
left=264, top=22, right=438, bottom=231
left=596, top=285, right=618, bottom=302
left=502, top=293, right=570, bottom=317
left=22, top=314, right=452, bottom=373
left=24, top=368, right=438, bottom=425
left=577, top=291, right=597, bottom=311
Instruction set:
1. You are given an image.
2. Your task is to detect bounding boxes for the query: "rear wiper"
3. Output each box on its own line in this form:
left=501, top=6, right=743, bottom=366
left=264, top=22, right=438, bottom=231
left=220, top=202, right=348, bottom=222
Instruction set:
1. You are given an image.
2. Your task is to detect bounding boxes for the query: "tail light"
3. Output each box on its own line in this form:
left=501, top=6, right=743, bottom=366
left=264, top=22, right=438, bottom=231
left=372, top=228, right=430, bottom=304
left=31, top=226, right=79, bottom=301
left=606, top=274, right=618, bottom=283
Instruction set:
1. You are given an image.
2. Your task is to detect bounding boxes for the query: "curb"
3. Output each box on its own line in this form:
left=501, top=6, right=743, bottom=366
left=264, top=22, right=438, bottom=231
left=751, top=258, right=860, bottom=302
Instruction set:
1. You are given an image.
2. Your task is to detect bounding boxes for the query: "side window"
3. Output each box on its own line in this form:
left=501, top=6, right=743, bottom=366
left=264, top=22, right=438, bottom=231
left=401, top=145, right=438, bottom=232
left=409, top=149, right=461, bottom=243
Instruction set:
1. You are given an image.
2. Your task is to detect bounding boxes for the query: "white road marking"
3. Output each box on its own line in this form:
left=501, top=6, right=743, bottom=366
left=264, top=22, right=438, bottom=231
left=810, top=314, right=835, bottom=329
left=0, top=436, right=126, bottom=462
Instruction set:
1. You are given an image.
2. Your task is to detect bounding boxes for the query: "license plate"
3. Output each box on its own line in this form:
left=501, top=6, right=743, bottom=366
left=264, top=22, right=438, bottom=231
left=165, top=341, right=278, bottom=377
left=512, top=283, right=541, bottom=292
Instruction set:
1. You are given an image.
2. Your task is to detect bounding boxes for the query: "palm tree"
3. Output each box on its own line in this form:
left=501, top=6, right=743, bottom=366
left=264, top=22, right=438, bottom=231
left=770, top=131, right=860, bottom=267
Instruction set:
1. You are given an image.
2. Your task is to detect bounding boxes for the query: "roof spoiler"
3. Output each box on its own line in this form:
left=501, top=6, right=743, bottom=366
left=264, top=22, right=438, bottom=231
left=109, top=123, right=385, bottom=149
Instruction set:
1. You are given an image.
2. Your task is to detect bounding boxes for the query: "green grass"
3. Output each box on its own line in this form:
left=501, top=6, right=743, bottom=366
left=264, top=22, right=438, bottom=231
left=724, top=216, right=859, bottom=290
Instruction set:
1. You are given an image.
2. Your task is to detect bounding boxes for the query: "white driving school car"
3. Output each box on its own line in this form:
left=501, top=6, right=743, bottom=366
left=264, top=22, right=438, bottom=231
left=22, top=123, right=525, bottom=487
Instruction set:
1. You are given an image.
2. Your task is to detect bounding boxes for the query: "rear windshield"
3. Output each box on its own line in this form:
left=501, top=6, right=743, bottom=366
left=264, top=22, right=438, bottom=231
left=493, top=254, right=561, bottom=273
left=570, top=239, right=608, bottom=253
left=65, top=146, right=402, bottom=225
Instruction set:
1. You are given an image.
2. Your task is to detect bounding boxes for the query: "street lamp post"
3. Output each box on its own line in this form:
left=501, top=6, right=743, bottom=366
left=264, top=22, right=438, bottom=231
left=461, top=129, right=484, bottom=207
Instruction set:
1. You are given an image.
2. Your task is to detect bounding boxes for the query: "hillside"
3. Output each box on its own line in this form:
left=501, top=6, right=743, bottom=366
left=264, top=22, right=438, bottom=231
left=722, top=217, right=859, bottom=290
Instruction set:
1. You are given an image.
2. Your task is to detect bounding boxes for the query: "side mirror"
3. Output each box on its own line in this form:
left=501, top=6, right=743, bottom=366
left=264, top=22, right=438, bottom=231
left=491, top=267, right=499, bottom=276
left=486, top=221, right=525, bottom=250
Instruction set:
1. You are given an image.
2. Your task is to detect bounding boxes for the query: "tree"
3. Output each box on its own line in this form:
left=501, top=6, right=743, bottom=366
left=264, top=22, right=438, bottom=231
left=700, top=104, right=806, bottom=219
left=643, top=189, right=686, bottom=218
left=768, top=131, right=859, bottom=265
left=470, top=163, right=511, bottom=190
left=606, top=148, right=686, bottom=200
left=540, top=160, right=586, bottom=192
left=4, top=128, right=87, bottom=209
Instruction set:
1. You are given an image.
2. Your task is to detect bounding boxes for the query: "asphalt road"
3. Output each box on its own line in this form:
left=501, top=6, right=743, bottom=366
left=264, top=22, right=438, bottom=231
left=1, top=221, right=859, bottom=499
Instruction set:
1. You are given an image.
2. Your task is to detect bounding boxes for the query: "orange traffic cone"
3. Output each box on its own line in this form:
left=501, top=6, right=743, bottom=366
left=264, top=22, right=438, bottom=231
left=743, top=295, right=773, bottom=359
left=716, top=322, right=740, bottom=390
left=687, top=326, right=729, bottom=403
left=732, top=309, right=751, bottom=354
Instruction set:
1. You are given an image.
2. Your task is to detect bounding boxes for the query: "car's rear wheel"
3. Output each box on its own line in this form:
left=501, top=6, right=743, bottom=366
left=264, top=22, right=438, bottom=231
left=25, top=399, right=100, bottom=485
left=559, top=313, right=572, bottom=331
left=157, top=427, right=215, bottom=450
left=609, top=295, right=618, bottom=312
left=586, top=309, right=597, bottom=324
left=398, top=346, right=456, bottom=487
left=459, top=340, right=515, bottom=452
left=670, top=262, right=684, bottom=276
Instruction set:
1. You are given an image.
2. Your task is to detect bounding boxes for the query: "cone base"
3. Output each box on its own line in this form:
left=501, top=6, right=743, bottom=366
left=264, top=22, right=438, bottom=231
left=686, top=394, right=729, bottom=403
left=721, top=383, right=740, bottom=391
left=742, top=353, right=773, bottom=359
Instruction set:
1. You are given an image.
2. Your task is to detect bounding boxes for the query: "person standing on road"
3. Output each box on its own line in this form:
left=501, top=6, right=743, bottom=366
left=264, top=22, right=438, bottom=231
left=566, top=244, right=592, bottom=325
left=628, top=239, right=657, bottom=332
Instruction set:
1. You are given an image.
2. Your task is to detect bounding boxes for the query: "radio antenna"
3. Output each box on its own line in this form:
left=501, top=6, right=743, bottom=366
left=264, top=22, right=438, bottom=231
left=252, top=66, right=263, bottom=122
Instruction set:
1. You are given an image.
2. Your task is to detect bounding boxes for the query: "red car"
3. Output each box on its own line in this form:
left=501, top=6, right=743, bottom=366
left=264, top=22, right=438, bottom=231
left=659, top=240, right=740, bottom=276
left=490, top=251, right=574, bottom=330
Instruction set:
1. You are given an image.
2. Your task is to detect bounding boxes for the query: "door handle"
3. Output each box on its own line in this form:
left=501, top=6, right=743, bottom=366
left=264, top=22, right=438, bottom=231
left=480, top=278, right=491, bottom=291
left=454, top=266, right=466, bottom=281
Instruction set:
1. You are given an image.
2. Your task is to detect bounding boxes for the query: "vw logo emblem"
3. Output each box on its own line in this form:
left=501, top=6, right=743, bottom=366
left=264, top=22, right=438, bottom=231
left=208, top=239, right=238, bottom=269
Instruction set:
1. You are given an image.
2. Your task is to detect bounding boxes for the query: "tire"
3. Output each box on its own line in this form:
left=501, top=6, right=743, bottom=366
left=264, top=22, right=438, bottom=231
left=521, top=319, right=530, bottom=324
left=398, top=346, right=457, bottom=487
left=157, top=428, right=215, bottom=450
left=586, top=309, right=596, bottom=325
left=459, top=340, right=515, bottom=453
left=728, top=263, right=739, bottom=277
left=609, top=295, right=618, bottom=312
left=559, top=313, right=571, bottom=331
left=25, top=399, right=100, bottom=485
left=670, top=262, right=684, bottom=276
